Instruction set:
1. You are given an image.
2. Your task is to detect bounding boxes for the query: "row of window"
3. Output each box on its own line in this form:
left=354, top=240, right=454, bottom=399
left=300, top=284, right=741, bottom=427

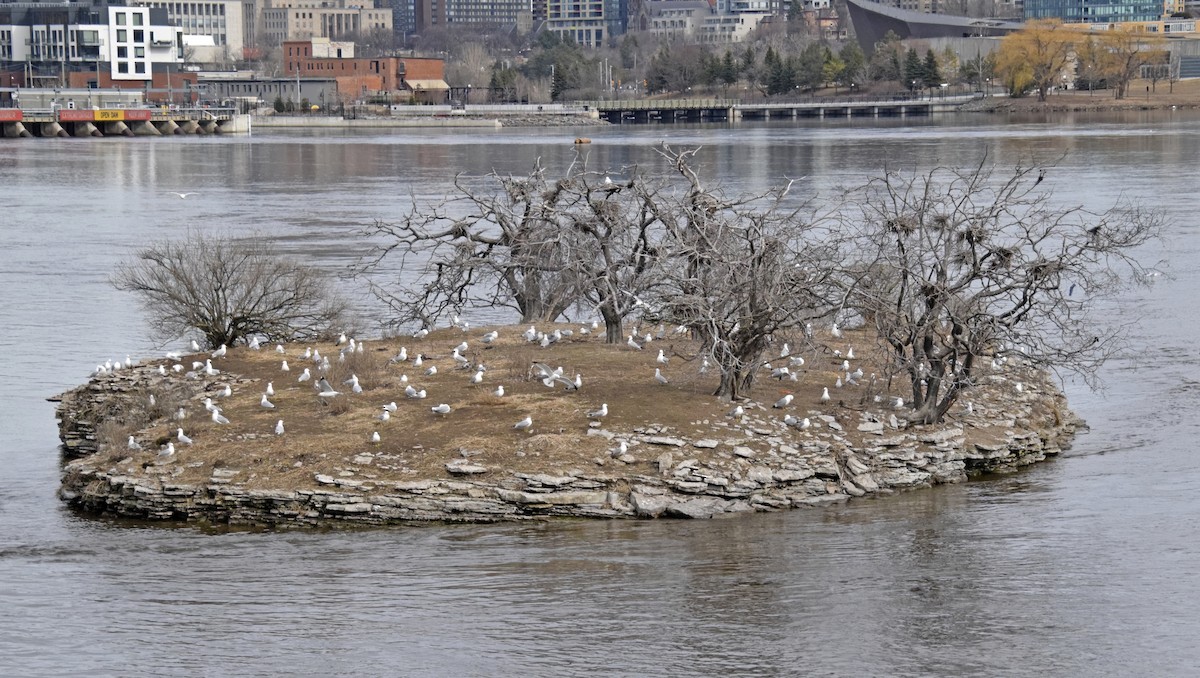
left=114, top=29, right=147, bottom=44
left=115, top=61, right=147, bottom=74
left=113, top=12, right=146, bottom=26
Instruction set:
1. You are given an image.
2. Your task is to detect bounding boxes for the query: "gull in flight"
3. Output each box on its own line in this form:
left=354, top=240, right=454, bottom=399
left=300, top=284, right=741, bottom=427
left=211, top=408, right=230, bottom=425
left=514, top=415, right=532, bottom=430
left=275, top=420, right=285, bottom=435
left=260, top=394, right=275, bottom=409
left=587, top=403, right=608, bottom=419
left=177, top=428, right=193, bottom=445
left=171, top=192, right=198, bottom=199
left=431, top=403, right=451, bottom=415
left=654, top=368, right=669, bottom=385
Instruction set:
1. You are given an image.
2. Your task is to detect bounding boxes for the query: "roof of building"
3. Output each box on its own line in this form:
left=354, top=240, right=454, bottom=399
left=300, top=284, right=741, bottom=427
left=844, top=0, right=1022, bottom=51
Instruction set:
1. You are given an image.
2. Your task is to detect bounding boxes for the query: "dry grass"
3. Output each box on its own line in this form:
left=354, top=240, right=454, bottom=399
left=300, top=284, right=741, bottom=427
left=114, top=323, right=1028, bottom=491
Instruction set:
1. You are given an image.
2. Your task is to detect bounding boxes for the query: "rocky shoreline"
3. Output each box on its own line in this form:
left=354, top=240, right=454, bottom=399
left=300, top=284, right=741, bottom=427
left=54, top=359, right=1081, bottom=529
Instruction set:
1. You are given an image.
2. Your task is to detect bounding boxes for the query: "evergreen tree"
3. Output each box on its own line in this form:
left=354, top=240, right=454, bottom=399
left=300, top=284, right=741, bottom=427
left=923, top=50, right=942, bottom=88
left=904, top=48, right=923, bottom=90
left=840, top=42, right=866, bottom=86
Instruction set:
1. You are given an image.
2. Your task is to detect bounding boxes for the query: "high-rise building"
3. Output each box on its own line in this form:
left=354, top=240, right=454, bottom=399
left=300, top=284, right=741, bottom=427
left=412, top=0, right=532, bottom=33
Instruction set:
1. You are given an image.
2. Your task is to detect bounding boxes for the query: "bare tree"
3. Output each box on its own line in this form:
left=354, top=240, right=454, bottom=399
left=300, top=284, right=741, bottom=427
left=359, top=155, right=672, bottom=341
left=360, top=165, right=584, bottom=329
left=844, top=162, right=1161, bottom=424
left=112, top=232, right=350, bottom=349
left=649, top=146, right=843, bottom=400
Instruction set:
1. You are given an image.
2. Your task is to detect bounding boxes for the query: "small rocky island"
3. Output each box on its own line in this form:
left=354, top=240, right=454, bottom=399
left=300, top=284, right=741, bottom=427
left=54, top=325, right=1080, bottom=528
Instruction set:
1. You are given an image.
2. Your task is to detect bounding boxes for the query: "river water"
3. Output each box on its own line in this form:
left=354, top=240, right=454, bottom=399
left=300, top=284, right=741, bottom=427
left=2, top=114, right=1198, bottom=676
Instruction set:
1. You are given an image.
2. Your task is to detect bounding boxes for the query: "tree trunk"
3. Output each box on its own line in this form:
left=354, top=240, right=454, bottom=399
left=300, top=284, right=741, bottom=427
left=600, top=304, right=623, bottom=344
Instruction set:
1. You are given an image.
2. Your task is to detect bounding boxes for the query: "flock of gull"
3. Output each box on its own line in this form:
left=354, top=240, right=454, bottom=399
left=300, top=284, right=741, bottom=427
left=110, top=315, right=993, bottom=461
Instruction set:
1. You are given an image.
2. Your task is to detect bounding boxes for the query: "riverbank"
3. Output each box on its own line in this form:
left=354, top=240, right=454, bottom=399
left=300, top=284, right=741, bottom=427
left=960, top=78, right=1200, bottom=113
left=55, top=325, right=1080, bottom=528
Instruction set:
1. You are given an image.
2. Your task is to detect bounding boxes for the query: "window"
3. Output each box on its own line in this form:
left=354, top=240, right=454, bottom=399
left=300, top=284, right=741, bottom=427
left=117, top=46, right=127, bottom=58
left=135, top=62, right=145, bottom=73
left=117, top=29, right=127, bottom=42
left=117, top=62, right=128, bottom=73
left=132, top=13, right=143, bottom=26
left=135, top=46, right=144, bottom=57
left=134, top=30, right=144, bottom=42
left=116, top=13, right=127, bottom=25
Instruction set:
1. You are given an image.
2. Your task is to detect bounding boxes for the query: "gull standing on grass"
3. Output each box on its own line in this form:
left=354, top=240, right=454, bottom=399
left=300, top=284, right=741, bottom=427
left=654, top=368, right=669, bottom=385
left=275, top=420, right=285, bottom=435
left=177, top=428, right=193, bottom=445
left=587, top=403, right=608, bottom=419
left=211, top=409, right=230, bottom=425
left=431, top=403, right=451, bottom=415
left=514, top=416, right=533, bottom=431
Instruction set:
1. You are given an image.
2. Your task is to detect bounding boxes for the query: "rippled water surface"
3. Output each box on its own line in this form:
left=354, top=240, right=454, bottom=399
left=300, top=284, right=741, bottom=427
left=2, top=114, right=1199, bottom=676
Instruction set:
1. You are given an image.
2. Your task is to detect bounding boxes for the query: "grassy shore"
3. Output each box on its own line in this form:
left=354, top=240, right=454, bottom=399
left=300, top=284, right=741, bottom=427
left=960, top=78, right=1200, bottom=113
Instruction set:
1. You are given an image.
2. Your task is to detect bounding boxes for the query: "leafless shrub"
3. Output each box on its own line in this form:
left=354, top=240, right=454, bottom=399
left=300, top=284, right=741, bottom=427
left=112, top=231, right=351, bottom=350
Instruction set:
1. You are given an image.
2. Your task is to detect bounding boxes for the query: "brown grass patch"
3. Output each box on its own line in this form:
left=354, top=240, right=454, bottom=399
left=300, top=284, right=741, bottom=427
left=116, top=323, right=966, bottom=489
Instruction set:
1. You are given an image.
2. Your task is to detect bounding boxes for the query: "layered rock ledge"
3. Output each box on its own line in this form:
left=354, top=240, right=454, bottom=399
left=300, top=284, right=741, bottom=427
left=54, top=340, right=1079, bottom=528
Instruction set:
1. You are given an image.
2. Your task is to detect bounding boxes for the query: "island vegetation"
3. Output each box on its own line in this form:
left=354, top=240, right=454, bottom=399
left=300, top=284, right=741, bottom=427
left=55, top=149, right=1161, bottom=526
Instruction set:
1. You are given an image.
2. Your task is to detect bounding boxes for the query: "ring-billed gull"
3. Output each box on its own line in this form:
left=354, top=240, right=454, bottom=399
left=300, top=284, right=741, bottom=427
left=513, top=415, right=532, bottom=430
left=587, top=403, right=608, bottom=418
left=177, top=428, right=193, bottom=445
left=431, top=403, right=451, bottom=415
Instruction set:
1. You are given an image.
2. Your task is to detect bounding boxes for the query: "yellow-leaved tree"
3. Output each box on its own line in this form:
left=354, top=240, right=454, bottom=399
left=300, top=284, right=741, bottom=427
left=995, top=19, right=1076, bottom=102
left=1096, top=27, right=1165, bottom=100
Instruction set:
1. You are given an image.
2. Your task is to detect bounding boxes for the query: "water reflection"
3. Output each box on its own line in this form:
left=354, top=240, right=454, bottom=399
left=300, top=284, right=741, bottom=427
left=2, top=116, right=1200, bottom=675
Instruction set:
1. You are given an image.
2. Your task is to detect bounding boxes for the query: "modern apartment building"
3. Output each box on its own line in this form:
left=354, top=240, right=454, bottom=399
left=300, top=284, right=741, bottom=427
left=0, top=2, right=183, bottom=86
left=127, top=0, right=245, bottom=64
